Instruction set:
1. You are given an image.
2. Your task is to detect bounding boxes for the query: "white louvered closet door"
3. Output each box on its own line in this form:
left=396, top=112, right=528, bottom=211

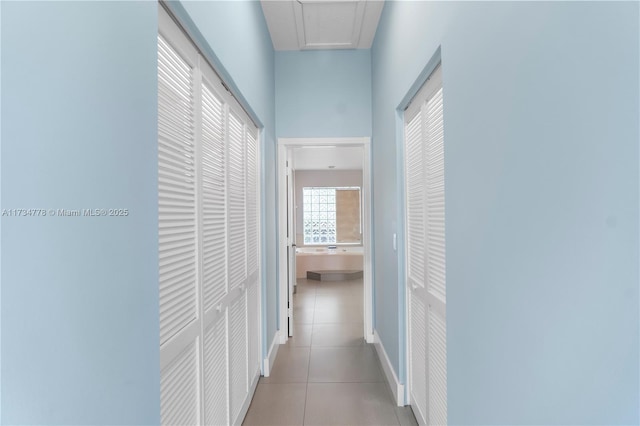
left=158, top=5, right=261, bottom=426
left=405, top=64, right=446, bottom=426
left=245, top=129, right=261, bottom=387
left=406, top=107, right=428, bottom=425
left=200, top=74, right=229, bottom=426
left=158, top=13, right=201, bottom=425
left=227, top=111, right=248, bottom=423
left=227, top=113, right=247, bottom=293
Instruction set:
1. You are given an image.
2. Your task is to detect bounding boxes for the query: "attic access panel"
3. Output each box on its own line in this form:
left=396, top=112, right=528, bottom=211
left=294, top=0, right=366, bottom=49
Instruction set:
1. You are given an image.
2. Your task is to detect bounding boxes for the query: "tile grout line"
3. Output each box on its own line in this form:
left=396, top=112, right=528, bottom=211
left=307, top=278, right=321, bottom=425
left=294, top=277, right=397, bottom=425
left=301, top=277, right=316, bottom=426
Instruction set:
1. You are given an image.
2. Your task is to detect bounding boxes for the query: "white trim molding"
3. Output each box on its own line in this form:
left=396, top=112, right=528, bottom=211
left=277, top=137, right=373, bottom=345
left=279, top=328, right=288, bottom=345
left=262, top=332, right=280, bottom=377
left=373, top=330, right=405, bottom=407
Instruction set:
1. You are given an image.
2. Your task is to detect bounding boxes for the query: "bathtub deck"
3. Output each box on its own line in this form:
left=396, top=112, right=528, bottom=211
left=296, top=249, right=364, bottom=280
left=307, top=269, right=363, bottom=281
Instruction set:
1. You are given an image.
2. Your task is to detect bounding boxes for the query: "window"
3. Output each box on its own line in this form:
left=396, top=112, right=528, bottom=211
left=303, top=187, right=336, bottom=244
left=303, top=186, right=361, bottom=244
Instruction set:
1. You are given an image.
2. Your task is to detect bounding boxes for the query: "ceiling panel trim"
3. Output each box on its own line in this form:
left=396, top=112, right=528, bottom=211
left=293, top=0, right=366, bottom=50
left=262, top=0, right=384, bottom=51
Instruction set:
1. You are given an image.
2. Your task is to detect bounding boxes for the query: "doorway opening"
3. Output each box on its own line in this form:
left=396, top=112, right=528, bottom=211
left=277, top=138, right=373, bottom=346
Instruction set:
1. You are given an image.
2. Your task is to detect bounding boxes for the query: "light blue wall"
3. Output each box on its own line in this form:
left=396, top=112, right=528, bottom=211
left=276, top=50, right=372, bottom=137
left=275, top=48, right=371, bottom=337
left=1, top=2, right=159, bottom=424
left=1, top=1, right=277, bottom=423
left=0, top=2, right=3, bottom=419
left=170, top=1, right=278, bottom=355
left=372, top=1, right=639, bottom=424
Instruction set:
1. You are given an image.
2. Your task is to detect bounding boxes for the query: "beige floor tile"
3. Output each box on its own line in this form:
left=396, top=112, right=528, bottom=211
left=295, top=278, right=318, bottom=292
left=313, top=305, right=364, bottom=324
left=244, top=276, right=417, bottom=426
left=289, top=324, right=313, bottom=347
left=242, top=383, right=306, bottom=426
left=311, top=323, right=365, bottom=347
left=294, top=305, right=316, bottom=324
left=308, top=346, right=383, bottom=383
left=314, top=300, right=363, bottom=316
left=394, top=406, right=419, bottom=426
left=261, top=346, right=310, bottom=383
left=294, top=292, right=317, bottom=307
left=314, top=293, right=362, bottom=306
left=315, top=286, right=357, bottom=297
left=303, top=383, right=399, bottom=426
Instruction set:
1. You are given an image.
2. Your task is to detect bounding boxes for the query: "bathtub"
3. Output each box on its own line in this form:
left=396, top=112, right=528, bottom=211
left=295, top=246, right=364, bottom=279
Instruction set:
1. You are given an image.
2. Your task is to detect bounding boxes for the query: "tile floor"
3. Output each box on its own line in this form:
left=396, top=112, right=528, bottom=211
left=243, top=278, right=417, bottom=426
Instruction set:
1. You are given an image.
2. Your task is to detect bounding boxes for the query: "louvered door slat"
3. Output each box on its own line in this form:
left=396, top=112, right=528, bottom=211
left=157, top=157, right=195, bottom=177
left=161, top=342, right=199, bottom=426
left=157, top=88, right=193, bottom=116
left=426, top=87, right=446, bottom=301
left=228, top=113, right=246, bottom=290
left=158, top=33, right=197, bottom=347
left=157, top=143, right=195, bottom=168
left=428, top=309, right=447, bottom=426
left=201, top=82, right=228, bottom=312
left=158, top=75, right=192, bottom=104
left=229, top=293, right=248, bottom=423
left=405, top=112, right=425, bottom=287
left=246, top=130, right=258, bottom=276
left=247, top=282, right=260, bottom=375
left=410, top=295, right=427, bottom=422
left=204, top=313, right=229, bottom=426
left=158, top=117, right=194, bottom=144
left=158, top=37, right=190, bottom=74
left=159, top=226, right=196, bottom=243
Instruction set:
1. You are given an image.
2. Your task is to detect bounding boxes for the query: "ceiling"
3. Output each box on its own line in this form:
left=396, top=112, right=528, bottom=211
left=260, top=0, right=384, bottom=51
left=261, top=1, right=378, bottom=169
left=293, top=146, right=363, bottom=170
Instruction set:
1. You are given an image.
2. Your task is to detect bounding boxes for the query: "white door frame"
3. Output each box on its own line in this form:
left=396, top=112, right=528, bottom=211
left=277, top=137, right=374, bottom=344
left=285, top=147, right=296, bottom=337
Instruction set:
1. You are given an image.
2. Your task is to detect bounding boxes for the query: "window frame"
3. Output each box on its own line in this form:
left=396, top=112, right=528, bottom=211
left=301, top=185, right=362, bottom=246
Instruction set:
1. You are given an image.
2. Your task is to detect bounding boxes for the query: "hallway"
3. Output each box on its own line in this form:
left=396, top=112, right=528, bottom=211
left=243, top=278, right=417, bottom=425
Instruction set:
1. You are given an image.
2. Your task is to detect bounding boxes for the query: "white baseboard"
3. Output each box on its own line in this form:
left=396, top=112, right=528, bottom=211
left=365, top=332, right=375, bottom=344
left=279, top=328, right=288, bottom=344
left=262, top=332, right=280, bottom=377
left=373, top=330, right=405, bottom=407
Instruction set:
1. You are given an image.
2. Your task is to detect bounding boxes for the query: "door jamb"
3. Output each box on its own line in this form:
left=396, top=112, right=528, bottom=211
left=277, top=137, right=374, bottom=344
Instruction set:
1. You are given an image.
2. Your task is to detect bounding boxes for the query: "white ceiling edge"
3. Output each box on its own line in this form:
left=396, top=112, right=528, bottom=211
left=261, top=1, right=298, bottom=50
left=261, top=0, right=384, bottom=51
left=357, top=0, right=384, bottom=49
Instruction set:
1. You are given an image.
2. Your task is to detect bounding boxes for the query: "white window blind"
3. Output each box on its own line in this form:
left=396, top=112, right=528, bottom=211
left=158, top=6, right=261, bottom=425
left=405, top=64, right=447, bottom=426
